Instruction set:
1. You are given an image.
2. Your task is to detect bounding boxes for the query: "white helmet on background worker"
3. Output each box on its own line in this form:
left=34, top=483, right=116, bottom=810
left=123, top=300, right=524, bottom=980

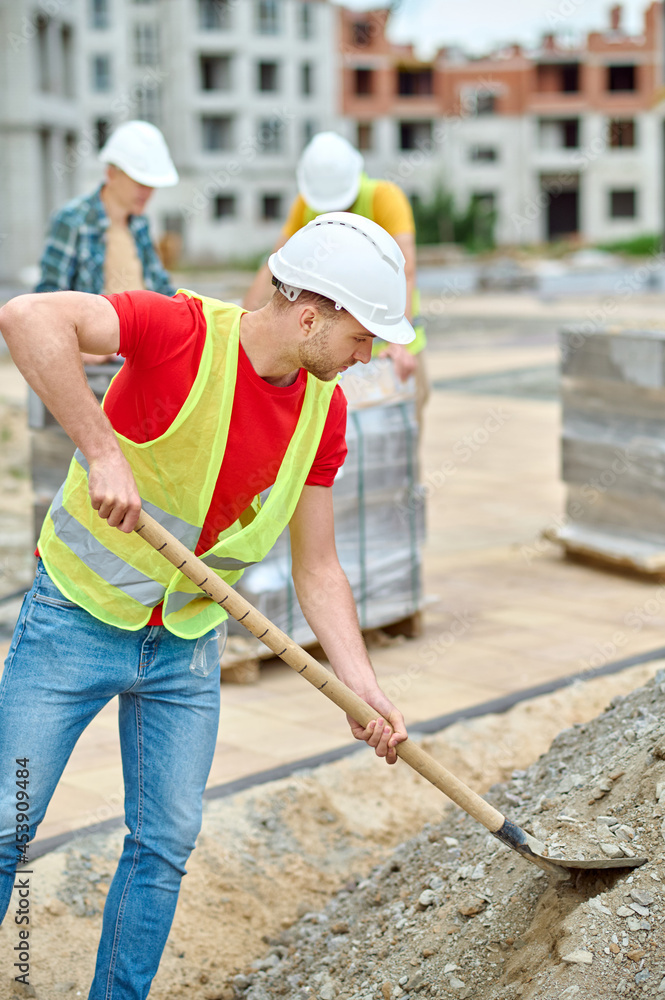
left=296, top=132, right=365, bottom=213
left=269, top=212, right=415, bottom=345
left=99, top=120, right=179, bottom=187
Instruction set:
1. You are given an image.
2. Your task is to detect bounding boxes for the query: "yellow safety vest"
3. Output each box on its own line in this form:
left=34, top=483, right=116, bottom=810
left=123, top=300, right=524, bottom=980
left=38, top=290, right=338, bottom=639
left=303, top=175, right=426, bottom=355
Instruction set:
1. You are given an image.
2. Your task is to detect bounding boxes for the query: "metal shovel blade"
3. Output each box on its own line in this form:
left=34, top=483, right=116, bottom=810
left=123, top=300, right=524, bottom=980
left=495, top=818, right=647, bottom=877
left=134, top=511, right=648, bottom=880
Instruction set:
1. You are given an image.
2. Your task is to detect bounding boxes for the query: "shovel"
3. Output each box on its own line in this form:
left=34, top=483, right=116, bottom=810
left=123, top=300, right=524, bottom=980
left=135, top=510, right=648, bottom=879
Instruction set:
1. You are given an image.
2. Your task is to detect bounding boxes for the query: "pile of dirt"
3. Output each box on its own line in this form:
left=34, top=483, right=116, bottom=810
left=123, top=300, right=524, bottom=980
left=231, top=669, right=665, bottom=1000
left=1, top=662, right=664, bottom=1000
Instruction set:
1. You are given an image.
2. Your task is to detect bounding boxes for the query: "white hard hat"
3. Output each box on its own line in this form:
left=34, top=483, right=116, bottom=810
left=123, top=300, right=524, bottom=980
left=297, top=132, right=365, bottom=213
left=99, top=120, right=178, bottom=187
left=269, top=212, right=415, bottom=345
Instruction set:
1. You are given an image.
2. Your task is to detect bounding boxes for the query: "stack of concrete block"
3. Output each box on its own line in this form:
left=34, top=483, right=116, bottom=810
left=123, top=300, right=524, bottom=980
left=550, top=327, right=665, bottom=571
left=228, top=359, right=425, bottom=647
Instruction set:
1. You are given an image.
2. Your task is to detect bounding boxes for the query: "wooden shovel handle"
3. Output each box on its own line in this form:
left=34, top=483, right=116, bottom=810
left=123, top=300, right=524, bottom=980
left=135, top=510, right=507, bottom=835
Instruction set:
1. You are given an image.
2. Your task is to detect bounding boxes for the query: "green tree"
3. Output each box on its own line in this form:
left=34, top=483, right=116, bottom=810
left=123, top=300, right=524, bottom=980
left=412, top=186, right=496, bottom=252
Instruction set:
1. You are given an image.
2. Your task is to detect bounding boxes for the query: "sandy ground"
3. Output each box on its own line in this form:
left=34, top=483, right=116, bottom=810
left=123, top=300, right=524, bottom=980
left=0, top=659, right=662, bottom=999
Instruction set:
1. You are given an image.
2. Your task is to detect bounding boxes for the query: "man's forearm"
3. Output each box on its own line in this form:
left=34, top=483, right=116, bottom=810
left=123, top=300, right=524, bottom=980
left=1, top=293, right=141, bottom=530
left=0, top=295, right=117, bottom=459
left=293, top=559, right=408, bottom=762
left=289, top=484, right=408, bottom=760
left=292, top=561, right=380, bottom=695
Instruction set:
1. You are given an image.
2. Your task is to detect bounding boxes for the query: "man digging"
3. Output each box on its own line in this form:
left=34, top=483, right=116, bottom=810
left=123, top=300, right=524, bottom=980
left=0, top=213, right=412, bottom=999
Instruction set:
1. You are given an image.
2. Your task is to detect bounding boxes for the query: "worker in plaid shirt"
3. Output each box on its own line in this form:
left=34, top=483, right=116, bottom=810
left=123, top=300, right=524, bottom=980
left=35, top=122, right=177, bottom=360
left=35, top=187, right=175, bottom=297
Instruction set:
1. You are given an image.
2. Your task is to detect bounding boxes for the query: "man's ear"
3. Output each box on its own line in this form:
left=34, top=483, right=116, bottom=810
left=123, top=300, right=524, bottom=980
left=299, top=306, right=318, bottom=338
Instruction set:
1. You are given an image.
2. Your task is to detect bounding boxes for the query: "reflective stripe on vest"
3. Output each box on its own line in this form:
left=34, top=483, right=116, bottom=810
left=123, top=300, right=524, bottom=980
left=38, top=291, right=338, bottom=638
left=49, top=482, right=165, bottom=608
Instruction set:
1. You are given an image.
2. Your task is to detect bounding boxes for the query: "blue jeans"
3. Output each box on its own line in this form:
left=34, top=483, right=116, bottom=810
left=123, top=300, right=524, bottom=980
left=0, top=561, right=221, bottom=999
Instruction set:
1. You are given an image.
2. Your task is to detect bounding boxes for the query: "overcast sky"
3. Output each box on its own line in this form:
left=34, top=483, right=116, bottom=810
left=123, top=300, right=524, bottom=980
left=333, top=0, right=653, bottom=57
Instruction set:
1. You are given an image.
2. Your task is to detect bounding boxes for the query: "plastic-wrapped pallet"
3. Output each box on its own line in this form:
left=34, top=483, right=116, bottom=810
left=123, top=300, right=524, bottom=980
left=549, top=326, right=665, bottom=571
left=227, top=359, right=425, bottom=648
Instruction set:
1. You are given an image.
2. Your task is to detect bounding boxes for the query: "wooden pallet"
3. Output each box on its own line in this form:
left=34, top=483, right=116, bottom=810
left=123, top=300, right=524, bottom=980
left=220, top=635, right=264, bottom=684
left=544, top=526, right=665, bottom=579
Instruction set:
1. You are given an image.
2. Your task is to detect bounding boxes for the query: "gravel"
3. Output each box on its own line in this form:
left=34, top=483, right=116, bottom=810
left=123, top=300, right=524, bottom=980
left=226, top=669, right=665, bottom=1000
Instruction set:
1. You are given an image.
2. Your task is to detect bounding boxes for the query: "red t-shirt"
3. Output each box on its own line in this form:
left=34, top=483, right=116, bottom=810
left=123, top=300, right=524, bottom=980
left=101, top=290, right=348, bottom=624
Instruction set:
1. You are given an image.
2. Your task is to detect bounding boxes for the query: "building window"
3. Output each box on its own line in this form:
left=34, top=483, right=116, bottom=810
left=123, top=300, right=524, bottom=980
left=92, top=54, right=112, bottom=92
left=134, top=23, right=159, bottom=66
left=258, top=61, right=279, bottom=92
left=561, top=64, right=580, bottom=92
left=301, top=62, right=313, bottom=96
left=200, top=54, right=232, bottom=91
left=352, top=20, right=372, bottom=47
left=357, top=122, right=373, bottom=151
left=257, top=117, right=285, bottom=154
left=399, top=120, right=433, bottom=151
left=354, top=68, right=373, bottom=96
left=198, top=0, right=232, bottom=30
left=40, top=128, right=54, bottom=216
left=562, top=119, right=579, bottom=147
left=470, top=145, right=498, bottom=162
left=298, top=1, right=315, bottom=39
left=64, top=132, right=78, bottom=196
left=136, top=83, right=160, bottom=124
left=256, top=0, right=280, bottom=35
left=470, top=192, right=497, bottom=239
left=609, top=118, right=636, bottom=148
left=397, top=68, right=433, bottom=97
left=475, top=91, right=496, bottom=115
left=302, top=119, right=317, bottom=147
left=610, top=189, right=637, bottom=218
left=608, top=64, right=636, bottom=92
left=302, top=118, right=319, bottom=149
left=262, top=194, right=283, bottom=220
left=471, top=191, right=496, bottom=211
left=94, top=117, right=112, bottom=150
left=535, top=62, right=580, bottom=93
left=213, top=194, right=236, bottom=219
left=538, top=118, right=580, bottom=149
left=90, top=0, right=110, bottom=29
left=202, top=115, right=233, bottom=151
left=37, top=16, right=51, bottom=92
left=61, top=24, right=75, bottom=98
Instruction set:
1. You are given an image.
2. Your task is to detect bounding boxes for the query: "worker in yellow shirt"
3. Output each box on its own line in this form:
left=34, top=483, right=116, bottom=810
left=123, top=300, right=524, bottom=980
left=244, top=132, right=428, bottom=419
